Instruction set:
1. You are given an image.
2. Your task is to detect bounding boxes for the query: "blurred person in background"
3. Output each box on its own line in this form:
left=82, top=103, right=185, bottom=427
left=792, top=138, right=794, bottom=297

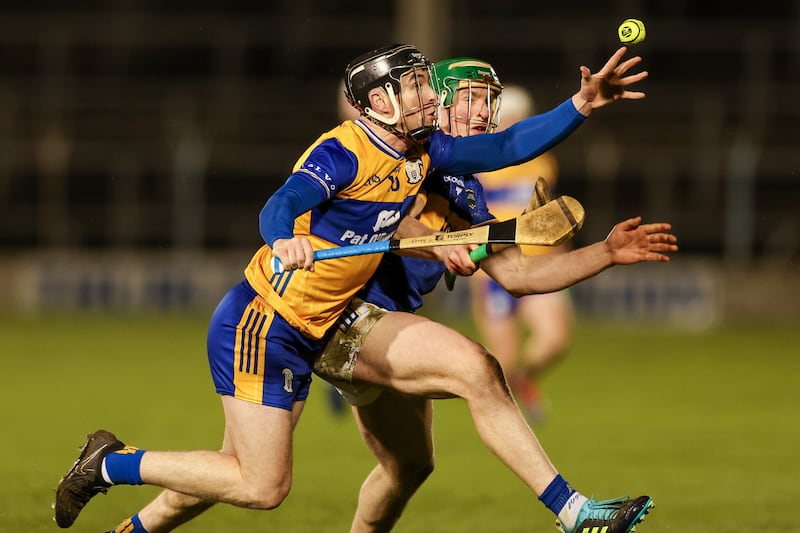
left=470, top=84, right=573, bottom=422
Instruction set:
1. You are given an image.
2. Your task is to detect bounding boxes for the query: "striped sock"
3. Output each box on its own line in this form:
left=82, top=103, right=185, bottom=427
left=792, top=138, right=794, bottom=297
left=110, top=513, right=148, bottom=533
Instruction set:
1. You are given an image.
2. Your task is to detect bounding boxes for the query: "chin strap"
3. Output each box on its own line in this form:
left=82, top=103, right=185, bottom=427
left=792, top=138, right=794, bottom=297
left=407, top=125, right=436, bottom=142
left=358, top=81, right=437, bottom=144
left=365, top=117, right=424, bottom=143
left=362, top=114, right=434, bottom=144
left=364, top=83, right=401, bottom=125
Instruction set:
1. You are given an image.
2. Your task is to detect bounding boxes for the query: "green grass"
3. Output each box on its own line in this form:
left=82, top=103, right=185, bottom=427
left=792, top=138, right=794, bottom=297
left=1, top=313, right=798, bottom=532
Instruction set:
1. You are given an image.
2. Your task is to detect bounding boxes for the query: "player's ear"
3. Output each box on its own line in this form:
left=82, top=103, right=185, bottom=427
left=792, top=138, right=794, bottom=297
left=367, top=87, right=389, bottom=115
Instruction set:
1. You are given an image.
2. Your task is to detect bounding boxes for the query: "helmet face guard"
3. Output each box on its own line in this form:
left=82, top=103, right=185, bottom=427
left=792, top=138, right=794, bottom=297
left=344, top=44, right=437, bottom=142
left=431, top=57, right=503, bottom=136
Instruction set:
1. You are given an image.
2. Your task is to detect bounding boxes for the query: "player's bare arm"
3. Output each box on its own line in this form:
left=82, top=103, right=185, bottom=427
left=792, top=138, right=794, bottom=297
left=480, top=216, right=677, bottom=296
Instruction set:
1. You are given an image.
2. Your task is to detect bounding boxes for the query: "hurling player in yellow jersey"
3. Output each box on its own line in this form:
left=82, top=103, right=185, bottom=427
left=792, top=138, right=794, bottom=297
left=54, top=43, right=607, bottom=532
left=312, top=54, right=675, bottom=533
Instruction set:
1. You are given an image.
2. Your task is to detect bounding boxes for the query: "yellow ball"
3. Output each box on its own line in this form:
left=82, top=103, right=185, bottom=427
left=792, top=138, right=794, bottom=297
left=618, top=18, right=646, bottom=45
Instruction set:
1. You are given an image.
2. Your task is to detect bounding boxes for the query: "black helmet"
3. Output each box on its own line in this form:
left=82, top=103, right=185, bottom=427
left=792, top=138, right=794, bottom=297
left=344, top=44, right=435, bottom=141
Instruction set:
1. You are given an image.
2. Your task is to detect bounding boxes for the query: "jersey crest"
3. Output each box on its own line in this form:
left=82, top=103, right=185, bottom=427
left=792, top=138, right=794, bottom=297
left=405, top=158, right=424, bottom=184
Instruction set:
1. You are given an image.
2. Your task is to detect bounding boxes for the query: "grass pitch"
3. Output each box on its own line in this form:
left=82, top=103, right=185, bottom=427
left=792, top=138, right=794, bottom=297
left=0, top=313, right=797, bottom=532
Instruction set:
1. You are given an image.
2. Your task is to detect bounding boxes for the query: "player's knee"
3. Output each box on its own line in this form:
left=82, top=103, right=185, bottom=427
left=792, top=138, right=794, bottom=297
left=393, top=457, right=434, bottom=492
left=239, top=480, right=292, bottom=510
left=461, top=345, right=507, bottom=391
left=478, top=346, right=505, bottom=382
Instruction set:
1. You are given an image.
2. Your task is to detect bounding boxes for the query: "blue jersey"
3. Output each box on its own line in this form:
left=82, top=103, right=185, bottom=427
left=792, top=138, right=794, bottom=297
left=358, top=171, right=495, bottom=312
left=356, top=99, right=584, bottom=313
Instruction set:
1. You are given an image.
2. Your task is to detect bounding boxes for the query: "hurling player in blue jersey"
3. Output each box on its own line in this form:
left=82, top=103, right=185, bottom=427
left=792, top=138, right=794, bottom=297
left=313, top=54, right=677, bottom=533
left=54, top=43, right=627, bottom=532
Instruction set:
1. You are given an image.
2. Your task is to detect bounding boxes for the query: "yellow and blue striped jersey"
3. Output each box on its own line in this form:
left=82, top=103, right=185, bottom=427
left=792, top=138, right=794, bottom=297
left=245, top=120, right=430, bottom=339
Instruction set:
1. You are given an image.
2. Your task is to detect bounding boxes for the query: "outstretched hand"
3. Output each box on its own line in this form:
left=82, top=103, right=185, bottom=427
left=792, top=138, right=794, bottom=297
left=605, top=216, right=678, bottom=265
left=573, top=46, right=648, bottom=115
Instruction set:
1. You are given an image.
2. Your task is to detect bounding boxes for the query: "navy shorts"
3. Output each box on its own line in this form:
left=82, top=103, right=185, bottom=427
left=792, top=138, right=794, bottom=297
left=207, top=280, right=322, bottom=410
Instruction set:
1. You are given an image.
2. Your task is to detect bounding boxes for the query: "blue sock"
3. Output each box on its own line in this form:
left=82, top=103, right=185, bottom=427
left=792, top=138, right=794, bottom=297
left=102, top=446, right=145, bottom=485
left=540, top=474, right=589, bottom=530
left=110, top=513, right=148, bottom=533
left=539, top=474, right=576, bottom=515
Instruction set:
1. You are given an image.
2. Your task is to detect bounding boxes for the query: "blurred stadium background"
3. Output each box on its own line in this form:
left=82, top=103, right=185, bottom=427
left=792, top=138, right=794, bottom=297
left=1, top=3, right=799, bottom=532
left=1, top=1, right=798, bottom=324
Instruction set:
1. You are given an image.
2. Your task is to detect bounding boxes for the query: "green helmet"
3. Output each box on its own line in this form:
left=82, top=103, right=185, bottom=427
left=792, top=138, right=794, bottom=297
left=431, top=57, right=503, bottom=107
left=431, top=57, right=503, bottom=135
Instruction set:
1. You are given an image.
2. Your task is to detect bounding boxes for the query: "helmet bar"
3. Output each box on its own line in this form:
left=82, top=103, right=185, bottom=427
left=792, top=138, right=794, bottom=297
left=432, top=57, right=504, bottom=136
